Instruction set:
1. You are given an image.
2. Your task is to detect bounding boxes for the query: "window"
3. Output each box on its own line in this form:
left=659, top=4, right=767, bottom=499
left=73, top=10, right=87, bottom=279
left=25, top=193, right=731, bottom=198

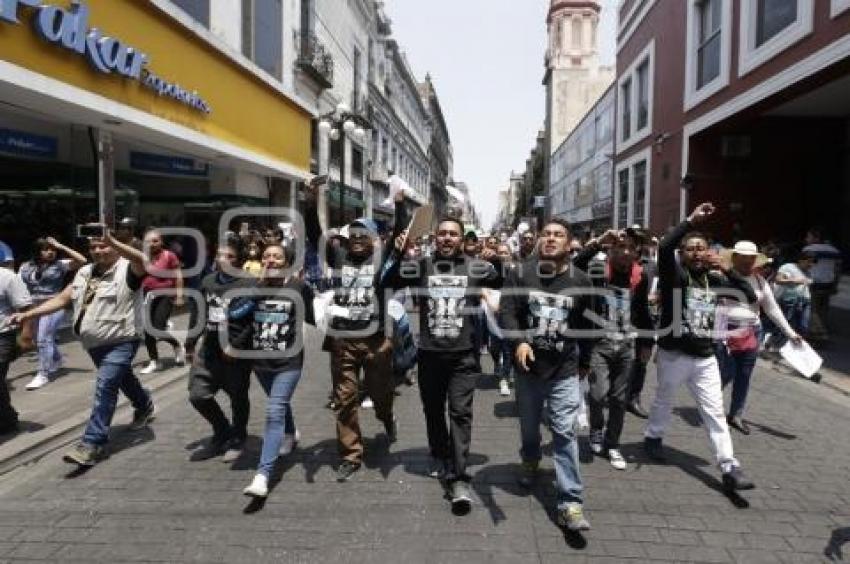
left=636, top=60, right=650, bottom=130
left=620, top=78, right=632, bottom=141
left=615, top=148, right=651, bottom=228
left=685, top=0, right=731, bottom=109
left=381, top=138, right=389, bottom=168
left=616, top=40, right=654, bottom=153
left=697, top=0, right=722, bottom=88
left=756, top=0, right=797, bottom=46
left=572, top=18, right=582, bottom=49
left=243, top=0, right=283, bottom=80
left=352, top=148, right=364, bottom=181
left=617, top=169, right=629, bottom=228
left=739, top=0, right=813, bottom=76
left=171, top=0, right=209, bottom=27
left=371, top=130, right=379, bottom=164
left=632, top=161, right=647, bottom=226
left=832, top=0, right=850, bottom=18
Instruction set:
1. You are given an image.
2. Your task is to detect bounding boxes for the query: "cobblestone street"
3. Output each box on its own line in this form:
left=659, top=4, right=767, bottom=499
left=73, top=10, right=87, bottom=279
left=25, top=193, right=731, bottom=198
left=1, top=328, right=849, bottom=563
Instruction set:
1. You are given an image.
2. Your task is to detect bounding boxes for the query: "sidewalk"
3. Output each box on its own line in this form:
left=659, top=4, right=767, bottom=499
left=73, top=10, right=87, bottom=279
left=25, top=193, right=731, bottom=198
left=0, top=324, right=189, bottom=473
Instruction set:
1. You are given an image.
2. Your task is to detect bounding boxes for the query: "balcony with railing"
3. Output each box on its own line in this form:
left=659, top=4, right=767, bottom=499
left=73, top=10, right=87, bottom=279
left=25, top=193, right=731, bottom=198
left=297, top=32, right=334, bottom=89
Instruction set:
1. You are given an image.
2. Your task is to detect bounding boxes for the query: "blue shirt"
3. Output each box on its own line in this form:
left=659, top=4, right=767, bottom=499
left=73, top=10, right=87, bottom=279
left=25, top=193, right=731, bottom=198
left=18, top=260, right=70, bottom=299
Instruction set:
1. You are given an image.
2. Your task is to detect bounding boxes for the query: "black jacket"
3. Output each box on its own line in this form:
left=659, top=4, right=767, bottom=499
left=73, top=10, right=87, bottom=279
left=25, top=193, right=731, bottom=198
left=657, top=220, right=757, bottom=358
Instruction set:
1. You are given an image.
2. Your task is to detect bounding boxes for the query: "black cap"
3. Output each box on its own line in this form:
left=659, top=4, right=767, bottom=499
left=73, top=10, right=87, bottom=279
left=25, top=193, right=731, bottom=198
left=464, top=231, right=478, bottom=242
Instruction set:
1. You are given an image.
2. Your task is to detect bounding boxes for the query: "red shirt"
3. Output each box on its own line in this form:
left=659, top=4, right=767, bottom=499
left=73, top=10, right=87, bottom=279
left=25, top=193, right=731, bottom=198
left=142, top=250, right=181, bottom=293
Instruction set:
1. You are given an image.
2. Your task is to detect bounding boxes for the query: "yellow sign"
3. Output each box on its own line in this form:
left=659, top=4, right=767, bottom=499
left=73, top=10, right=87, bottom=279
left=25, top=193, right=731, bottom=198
left=0, top=0, right=311, bottom=172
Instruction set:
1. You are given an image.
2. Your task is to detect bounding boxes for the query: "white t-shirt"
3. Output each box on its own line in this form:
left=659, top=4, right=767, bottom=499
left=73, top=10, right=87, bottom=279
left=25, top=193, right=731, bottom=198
left=803, top=243, right=841, bottom=284
left=0, top=267, right=33, bottom=335
left=774, top=263, right=810, bottom=301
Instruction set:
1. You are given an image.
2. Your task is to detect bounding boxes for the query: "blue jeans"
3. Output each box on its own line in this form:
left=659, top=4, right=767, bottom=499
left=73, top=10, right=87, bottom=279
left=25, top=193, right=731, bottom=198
left=255, top=368, right=301, bottom=478
left=36, top=309, right=65, bottom=375
left=82, top=341, right=151, bottom=446
left=716, top=344, right=758, bottom=418
left=516, top=373, right=583, bottom=508
left=779, top=296, right=811, bottom=336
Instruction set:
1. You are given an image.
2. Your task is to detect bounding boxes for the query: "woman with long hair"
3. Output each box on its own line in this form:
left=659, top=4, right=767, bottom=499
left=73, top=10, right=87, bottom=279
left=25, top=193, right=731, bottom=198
left=18, top=237, right=86, bottom=390
left=242, top=243, right=315, bottom=498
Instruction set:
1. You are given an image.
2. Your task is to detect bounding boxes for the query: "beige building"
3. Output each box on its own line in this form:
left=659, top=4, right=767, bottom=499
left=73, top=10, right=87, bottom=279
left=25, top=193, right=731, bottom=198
left=544, top=0, right=615, bottom=156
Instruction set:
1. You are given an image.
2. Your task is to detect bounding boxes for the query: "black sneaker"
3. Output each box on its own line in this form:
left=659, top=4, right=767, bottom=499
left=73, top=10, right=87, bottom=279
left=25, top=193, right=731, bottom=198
left=384, top=417, right=398, bottom=444
left=627, top=399, right=649, bottom=419
left=722, top=466, right=755, bottom=493
left=727, top=415, right=751, bottom=435
left=190, top=437, right=228, bottom=461
left=517, top=461, right=539, bottom=489
left=0, top=419, right=19, bottom=436
left=450, top=481, right=473, bottom=514
left=644, top=437, right=666, bottom=462
left=130, top=402, right=156, bottom=430
left=62, top=443, right=107, bottom=467
left=336, top=460, right=361, bottom=482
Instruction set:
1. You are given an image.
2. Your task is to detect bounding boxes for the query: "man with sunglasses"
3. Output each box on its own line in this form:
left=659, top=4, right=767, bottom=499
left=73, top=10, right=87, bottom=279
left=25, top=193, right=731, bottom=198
left=644, top=203, right=757, bottom=494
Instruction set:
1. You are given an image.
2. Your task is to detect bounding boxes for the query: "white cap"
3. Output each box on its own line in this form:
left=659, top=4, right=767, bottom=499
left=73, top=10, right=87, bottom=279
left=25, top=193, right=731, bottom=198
left=732, top=241, right=759, bottom=256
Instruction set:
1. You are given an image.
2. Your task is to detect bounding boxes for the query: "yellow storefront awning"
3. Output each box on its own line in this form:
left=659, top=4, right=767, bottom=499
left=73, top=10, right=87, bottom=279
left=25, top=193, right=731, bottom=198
left=0, top=0, right=312, bottom=179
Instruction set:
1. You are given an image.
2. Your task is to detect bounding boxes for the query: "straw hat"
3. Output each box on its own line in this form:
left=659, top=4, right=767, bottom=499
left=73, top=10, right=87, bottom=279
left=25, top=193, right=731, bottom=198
left=720, top=241, right=772, bottom=269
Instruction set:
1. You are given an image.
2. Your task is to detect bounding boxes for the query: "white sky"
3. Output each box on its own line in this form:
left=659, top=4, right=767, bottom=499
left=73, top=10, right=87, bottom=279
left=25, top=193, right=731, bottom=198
left=386, top=0, right=618, bottom=228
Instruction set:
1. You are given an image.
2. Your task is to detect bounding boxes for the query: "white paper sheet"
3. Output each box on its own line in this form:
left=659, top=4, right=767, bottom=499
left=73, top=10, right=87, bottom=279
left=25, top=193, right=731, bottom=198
left=780, top=339, right=823, bottom=379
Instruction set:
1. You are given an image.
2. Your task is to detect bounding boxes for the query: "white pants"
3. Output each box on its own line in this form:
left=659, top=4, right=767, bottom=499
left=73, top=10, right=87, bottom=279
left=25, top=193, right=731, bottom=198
left=645, top=348, right=738, bottom=470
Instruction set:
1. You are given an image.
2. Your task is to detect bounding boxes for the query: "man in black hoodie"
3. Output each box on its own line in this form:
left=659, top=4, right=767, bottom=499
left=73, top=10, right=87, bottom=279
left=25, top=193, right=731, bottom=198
left=305, top=181, right=407, bottom=483
left=501, top=218, right=595, bottom=532
left=386, top=217, right=502, bottom=514
left=644, top=203, right=757, bottom=494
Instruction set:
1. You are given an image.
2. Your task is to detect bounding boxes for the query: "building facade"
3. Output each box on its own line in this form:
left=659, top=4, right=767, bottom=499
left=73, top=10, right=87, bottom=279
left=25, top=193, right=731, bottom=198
left=419, top=75, right=454, bottom=222
left=0, top=0, right=312, bottom=254
left=550, top=83, right=615, bottom=234
left=617, top=0, right=850, bottom=251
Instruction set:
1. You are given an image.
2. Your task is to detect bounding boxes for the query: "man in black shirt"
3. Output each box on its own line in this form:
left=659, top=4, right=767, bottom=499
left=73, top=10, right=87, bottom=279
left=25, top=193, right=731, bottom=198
left=386, top=218, right=502, bottom=514
left=501, top=218, right=595, bottom=532
left=305, top=182, right=407, bottom=483
left=644, top=203, right=757, bottom=494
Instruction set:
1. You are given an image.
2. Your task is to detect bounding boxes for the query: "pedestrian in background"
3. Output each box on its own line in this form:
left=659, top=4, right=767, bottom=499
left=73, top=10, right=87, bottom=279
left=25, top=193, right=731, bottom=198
left=18, top=236, right=87, bottom=390
left=12, top=231, right=156, bottom=466
left=140, top=229, right=186, bottom=374
left=0, top=244, right=33, bottom=435
left=772, top=251, right=816, bottom=345
left=801, top=228, right=842, bottom=342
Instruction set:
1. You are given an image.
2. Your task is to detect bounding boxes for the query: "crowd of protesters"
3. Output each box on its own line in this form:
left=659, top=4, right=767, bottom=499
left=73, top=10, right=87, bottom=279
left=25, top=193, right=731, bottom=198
left=0, top=182, right=846, bottom=537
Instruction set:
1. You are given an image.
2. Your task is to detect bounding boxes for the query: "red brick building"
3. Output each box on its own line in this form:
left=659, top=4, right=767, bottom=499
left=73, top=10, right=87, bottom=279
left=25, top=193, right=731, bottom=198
left=616, top=0, right=850, bottom=251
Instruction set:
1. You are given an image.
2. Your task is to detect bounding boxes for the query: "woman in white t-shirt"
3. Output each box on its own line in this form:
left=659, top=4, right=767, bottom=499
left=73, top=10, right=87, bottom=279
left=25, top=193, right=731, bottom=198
left=717, top=242, right=802, bottom=435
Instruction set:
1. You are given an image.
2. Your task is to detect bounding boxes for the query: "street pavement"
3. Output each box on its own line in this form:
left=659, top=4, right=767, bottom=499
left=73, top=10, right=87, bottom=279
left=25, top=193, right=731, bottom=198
left=1, top=324, right=850, bottom=563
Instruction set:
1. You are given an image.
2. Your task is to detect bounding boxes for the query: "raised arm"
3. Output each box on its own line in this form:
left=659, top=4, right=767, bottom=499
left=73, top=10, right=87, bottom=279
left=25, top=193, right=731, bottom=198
left=46, top=237, right=87, bottom=270
left=104, top=231, right=146, bottom=278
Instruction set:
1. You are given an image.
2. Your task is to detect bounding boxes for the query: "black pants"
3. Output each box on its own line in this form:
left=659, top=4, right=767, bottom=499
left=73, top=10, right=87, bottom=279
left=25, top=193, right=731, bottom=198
left=629, top=355, right=649, bottom=402
left=0, top=333, right=17, bottom=429
left=144, top=295, right=180, bottom=360
left=588, top=338, right=634, bottom=449
left=188, top=348, right=251, bottom=442
left=418, top=349, right=479, bottom=483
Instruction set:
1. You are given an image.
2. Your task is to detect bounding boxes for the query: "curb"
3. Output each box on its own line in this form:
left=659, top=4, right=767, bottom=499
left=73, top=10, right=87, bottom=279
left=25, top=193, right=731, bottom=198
left=0, top=367, right=188, bottom=476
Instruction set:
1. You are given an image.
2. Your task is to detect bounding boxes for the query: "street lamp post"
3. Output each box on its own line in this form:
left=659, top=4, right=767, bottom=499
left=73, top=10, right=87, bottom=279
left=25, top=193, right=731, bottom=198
left=318, top=103, right=371, bottom=227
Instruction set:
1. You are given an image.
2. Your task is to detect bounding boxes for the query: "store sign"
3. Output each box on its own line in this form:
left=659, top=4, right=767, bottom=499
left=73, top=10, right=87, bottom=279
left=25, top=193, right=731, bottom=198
left=130, top=151, right=209, bottom=177
left=0, top=128, right=57, bottom=158
left=0, top=0, right=212, bottom=114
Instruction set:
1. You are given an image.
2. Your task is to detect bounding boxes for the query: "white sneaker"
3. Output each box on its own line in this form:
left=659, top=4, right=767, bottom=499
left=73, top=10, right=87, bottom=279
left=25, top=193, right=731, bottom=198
left=243, top=474, right=269, bottom=498
left=140, top=361, right=162, bottom=375
left=173, top=344, right=186, bottom=366
left=279, top=429, right=301, bottom=456
left=589, top=429, right=605, bottom=455
left=25, top=373, right=50, bottom=390
left=360, top=397, right=374, bottom=409
left=499, top=379, right=511, bottom=396
left=608, top=449, right=627, bottom=471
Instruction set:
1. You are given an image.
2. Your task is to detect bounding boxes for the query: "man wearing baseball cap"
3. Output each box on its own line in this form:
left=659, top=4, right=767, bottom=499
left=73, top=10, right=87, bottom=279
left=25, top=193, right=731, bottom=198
left=303, top=179, right=408, bottom=482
